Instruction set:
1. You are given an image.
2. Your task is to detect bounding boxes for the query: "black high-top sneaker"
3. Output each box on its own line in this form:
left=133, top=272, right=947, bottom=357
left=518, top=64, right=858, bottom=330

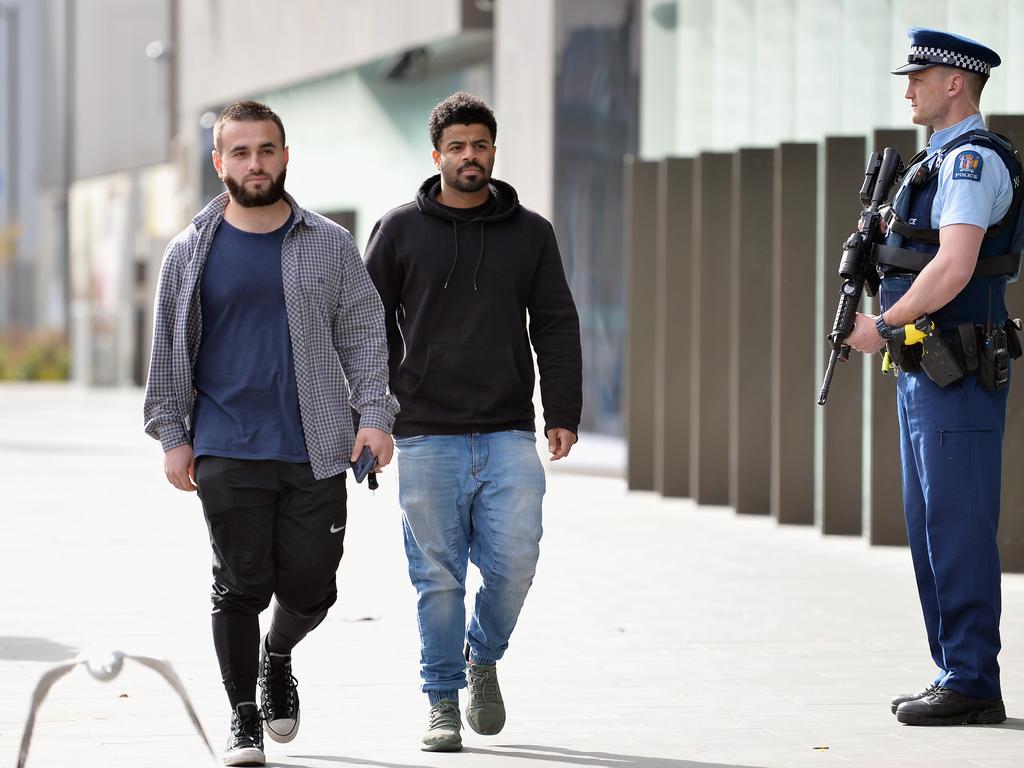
left=223, top=703, right=264, bottom=766
left=258, top=635, right=300, bottom=743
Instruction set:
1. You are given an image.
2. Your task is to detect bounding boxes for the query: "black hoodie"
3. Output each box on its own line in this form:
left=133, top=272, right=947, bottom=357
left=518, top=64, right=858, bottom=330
left=364, top=175, right=583, bottom=437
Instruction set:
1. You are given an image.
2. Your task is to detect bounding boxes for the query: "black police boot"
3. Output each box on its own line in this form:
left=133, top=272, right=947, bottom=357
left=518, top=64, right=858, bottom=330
left=889, top=682, right=936, bottom=714
left=896, top=686, right=1006, bottom=725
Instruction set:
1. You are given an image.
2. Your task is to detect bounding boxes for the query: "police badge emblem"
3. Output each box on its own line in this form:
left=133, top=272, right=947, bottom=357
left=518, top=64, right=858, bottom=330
left=952, top=150, right=983, bottom=181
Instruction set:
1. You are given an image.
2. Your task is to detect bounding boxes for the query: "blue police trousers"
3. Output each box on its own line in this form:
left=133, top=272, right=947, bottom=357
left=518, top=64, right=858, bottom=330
left=896, top=369, right=1008, bottom=700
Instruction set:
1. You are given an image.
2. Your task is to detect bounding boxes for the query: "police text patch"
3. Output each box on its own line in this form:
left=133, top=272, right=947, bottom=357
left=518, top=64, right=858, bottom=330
left=951, top=150, right=983, bottom=182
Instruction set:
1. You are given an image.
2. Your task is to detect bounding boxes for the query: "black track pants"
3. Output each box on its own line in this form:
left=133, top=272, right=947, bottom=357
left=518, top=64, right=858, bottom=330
left=195, top=456, right=347, bottom=706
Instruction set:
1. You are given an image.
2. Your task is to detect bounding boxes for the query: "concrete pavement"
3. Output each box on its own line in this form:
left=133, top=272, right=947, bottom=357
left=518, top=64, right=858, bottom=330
left=0, top=383, right=1021, bottom=768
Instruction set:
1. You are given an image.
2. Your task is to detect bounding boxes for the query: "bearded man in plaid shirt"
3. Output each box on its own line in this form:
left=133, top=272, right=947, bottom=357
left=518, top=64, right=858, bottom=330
left=144, top=100, right=397, bottom=766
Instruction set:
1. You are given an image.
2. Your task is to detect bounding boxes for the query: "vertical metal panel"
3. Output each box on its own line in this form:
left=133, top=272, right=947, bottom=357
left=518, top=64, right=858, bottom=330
left=624, top=156, right=659, bottom=491
left=986, top=114, right=1024, bottom=572
left=690, top=152, right=733, bottom=505
left=730, top=148, right=774, bottom=515
left=771, top=143, right=817, bottom=525
left=820, top=135, right=867, bottom=535
left=654, top=157, right=693, bottom=498
left=866, top=128, right=917, bottom=547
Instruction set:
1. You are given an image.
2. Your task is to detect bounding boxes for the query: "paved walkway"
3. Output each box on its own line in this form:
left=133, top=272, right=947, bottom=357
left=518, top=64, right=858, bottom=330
left=0, top=384, right=1021, bottom=768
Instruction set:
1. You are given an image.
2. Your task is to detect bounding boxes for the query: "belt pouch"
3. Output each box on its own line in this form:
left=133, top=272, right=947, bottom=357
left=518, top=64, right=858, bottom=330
left=1005, top=319, right=1023, bottom=359
left=957, top=322, right=979, bottom=372
left=979, top=326, right=1010, bottom=391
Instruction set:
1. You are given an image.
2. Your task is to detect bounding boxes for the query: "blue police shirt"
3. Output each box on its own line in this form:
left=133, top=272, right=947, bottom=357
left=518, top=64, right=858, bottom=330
left=192, top=211, right=311, bottom=463
left=891, top=113, right=1011, bottom=235
left=885, top=113, right=1015, bottom=328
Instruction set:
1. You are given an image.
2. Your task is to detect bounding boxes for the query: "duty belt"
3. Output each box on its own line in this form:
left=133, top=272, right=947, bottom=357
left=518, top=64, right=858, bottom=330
left=887, top=318, right=1022, bottom=391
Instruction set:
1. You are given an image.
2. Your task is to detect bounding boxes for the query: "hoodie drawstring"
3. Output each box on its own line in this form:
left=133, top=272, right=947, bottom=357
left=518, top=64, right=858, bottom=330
left=443, top=221, right=460, bottom=289
left=472, top=224, right=485, bottom=292
left=444, top=220, right=486, bottom=291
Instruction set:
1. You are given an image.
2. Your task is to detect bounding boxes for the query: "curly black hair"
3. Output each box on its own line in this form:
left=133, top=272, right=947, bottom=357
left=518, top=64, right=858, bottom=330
left=428, top=92, right=497, bottom=149
left=214, top=100, right=286, bottom=152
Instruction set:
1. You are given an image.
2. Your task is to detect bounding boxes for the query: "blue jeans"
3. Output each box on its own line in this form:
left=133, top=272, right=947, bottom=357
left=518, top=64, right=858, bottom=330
left=395, top=431, right=545, bottom=693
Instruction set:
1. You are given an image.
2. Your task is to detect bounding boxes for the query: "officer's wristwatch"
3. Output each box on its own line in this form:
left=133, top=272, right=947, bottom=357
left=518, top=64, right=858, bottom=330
left=874, top=314, right=894, bottom=341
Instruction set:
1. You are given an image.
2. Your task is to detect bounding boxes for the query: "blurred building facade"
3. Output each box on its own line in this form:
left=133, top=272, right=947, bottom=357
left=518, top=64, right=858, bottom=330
left=1, top=0, right=176, bottom=383
left=5, top=0, right=639, bottom=437
left=639, top=0, right=1024, bottom=160
left=6, top=0, right=1023, bottom=435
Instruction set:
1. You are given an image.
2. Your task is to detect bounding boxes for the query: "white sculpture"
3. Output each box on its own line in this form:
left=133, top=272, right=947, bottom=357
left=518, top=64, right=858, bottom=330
left=17, top=648, right=218, bottom=767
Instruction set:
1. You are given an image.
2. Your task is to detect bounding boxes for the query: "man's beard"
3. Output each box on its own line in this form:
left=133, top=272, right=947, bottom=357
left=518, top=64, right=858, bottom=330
left=444, top=162, right=491, bottom=193
left=223, top=168, right=287, bottom=207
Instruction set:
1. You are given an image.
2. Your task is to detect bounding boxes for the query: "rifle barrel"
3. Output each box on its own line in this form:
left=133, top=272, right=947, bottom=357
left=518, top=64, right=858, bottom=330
left=818, top=348, right=840, bottom=405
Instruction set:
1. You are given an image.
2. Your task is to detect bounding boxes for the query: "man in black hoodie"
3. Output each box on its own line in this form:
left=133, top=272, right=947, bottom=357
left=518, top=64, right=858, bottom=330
left=364, top=92, right=583, bottom=751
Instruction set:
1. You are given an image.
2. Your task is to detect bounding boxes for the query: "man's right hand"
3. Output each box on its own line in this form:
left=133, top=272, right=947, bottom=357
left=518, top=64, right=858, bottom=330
left=165, top=444, right=197, bottom=492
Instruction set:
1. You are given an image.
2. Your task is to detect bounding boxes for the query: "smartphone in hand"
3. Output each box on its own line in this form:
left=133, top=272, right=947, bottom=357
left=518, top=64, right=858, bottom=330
left=352, top=445, right=376, bottom=484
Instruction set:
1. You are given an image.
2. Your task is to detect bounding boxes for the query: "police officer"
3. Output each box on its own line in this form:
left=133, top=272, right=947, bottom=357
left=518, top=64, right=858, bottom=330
left=846, top=28, right=1020, bottom=726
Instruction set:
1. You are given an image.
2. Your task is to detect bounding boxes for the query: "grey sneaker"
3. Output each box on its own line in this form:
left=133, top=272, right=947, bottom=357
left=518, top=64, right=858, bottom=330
left=466, top=661, right=506, bottom=735
left=421, top=700, right=462, bottom=752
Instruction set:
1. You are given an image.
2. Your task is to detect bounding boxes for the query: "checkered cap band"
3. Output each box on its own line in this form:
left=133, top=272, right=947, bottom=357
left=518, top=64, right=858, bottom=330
left=908, top=45, right=991, bottom=75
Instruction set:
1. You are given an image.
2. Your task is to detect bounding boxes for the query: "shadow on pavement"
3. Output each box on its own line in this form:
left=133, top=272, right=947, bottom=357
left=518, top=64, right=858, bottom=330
left=293, top=747, right=763, bottom=768
left=467, top=745, right=763, bottom=767
left=0, top=636, right=78, bottom=662
left=991, top=717, right=1024, bottom=731
left=290, top=758, right=433, bottom=768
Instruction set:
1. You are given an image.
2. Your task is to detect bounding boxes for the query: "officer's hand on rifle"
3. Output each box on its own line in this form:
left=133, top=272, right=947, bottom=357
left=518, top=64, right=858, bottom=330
left=845, top=311, right=886, bottom=354
left=857, top=206, right=891, bottom=234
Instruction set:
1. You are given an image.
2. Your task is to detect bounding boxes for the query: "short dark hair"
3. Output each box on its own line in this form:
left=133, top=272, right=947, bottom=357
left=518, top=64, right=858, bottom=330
left=428, top=91, right=497, bottom=149
left=964, top=70, right=988, bottom=102
left=214, top=100, right=286, bottom=153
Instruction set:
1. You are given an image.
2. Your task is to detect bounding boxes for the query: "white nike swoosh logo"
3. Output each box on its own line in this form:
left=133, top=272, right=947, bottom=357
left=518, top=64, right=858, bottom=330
left=330, top=524, right=346, bottom=534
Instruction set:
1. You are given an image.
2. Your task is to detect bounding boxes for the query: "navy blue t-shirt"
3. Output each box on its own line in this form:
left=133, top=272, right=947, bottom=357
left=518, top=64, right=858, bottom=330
left=192, top=212, right=310, bottom=462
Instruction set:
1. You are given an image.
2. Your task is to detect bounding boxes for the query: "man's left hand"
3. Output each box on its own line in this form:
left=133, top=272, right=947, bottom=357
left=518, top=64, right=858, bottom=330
left=351, top=427, right=394, bottom=471
left=546, top=428, right=577, bottom=461
left=845, top=312, right=887, bottom=354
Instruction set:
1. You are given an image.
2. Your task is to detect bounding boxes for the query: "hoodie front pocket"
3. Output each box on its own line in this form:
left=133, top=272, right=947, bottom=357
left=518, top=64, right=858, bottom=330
left=411, top=344, right=526, bottom=419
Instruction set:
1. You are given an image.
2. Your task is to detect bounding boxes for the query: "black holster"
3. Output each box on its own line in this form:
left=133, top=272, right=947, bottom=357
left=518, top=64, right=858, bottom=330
left=886, top=338, right=921, bottom=373
left=918, top=333, right=964, bottom=387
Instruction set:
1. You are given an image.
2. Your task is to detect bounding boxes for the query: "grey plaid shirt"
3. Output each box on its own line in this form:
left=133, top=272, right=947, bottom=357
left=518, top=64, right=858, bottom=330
left=143, top=192, right=398, bottom=480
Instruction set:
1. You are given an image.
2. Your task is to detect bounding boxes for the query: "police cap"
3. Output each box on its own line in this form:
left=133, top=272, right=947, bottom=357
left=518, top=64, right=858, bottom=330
left=892, top=27, right=1000, bottom=76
